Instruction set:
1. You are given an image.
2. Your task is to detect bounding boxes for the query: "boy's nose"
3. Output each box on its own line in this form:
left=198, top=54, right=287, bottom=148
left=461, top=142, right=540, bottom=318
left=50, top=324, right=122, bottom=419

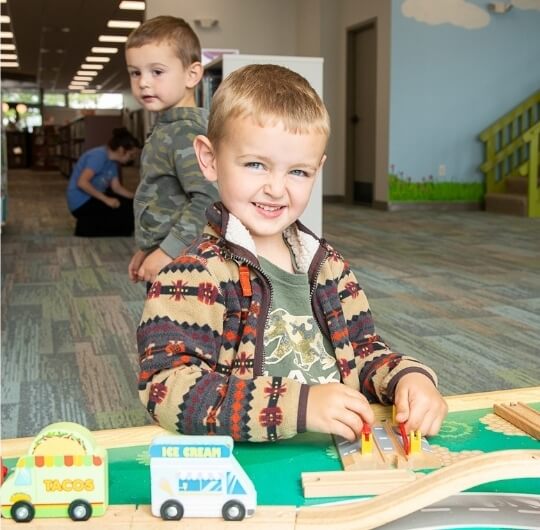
left=263, top=174, right=286, bottom=197
left=138, top=74, right=150, bottom=89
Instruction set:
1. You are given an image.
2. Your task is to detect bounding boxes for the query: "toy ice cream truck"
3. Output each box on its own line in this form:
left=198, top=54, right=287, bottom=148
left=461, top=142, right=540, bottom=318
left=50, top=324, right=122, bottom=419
left=0, top=422, right=108, bottom=523
left=150, top=434, right=256, bottom=521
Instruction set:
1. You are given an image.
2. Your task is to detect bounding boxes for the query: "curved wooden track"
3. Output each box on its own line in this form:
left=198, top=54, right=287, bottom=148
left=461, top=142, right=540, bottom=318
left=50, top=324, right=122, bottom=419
left=296, top=449, right=540, bottom=530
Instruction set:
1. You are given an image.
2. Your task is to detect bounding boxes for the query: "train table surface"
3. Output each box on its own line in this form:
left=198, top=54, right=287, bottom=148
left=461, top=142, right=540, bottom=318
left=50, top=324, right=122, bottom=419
left=1, top=386, right=539, bottom=529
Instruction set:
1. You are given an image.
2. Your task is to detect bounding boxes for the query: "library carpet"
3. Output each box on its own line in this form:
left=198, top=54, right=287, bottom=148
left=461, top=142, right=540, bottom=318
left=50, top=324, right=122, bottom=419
left=1, top=168, right=539, bottom=439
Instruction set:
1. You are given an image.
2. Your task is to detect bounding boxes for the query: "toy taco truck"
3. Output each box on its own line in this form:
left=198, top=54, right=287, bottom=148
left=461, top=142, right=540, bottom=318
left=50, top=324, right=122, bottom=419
left=1, top=422, right=107, bottom=522
left=150, top=434, right=256, bottom=521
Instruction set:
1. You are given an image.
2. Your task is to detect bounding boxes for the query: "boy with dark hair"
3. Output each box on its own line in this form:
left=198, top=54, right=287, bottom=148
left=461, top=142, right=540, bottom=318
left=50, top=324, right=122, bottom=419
left=137, top=64, right=447, bottom=442
left=125, top=16, right=218, bottom=283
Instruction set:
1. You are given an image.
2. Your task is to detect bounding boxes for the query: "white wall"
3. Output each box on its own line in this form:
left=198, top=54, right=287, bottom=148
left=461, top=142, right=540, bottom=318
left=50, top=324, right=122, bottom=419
left=147, top=0, right=297, bottom=55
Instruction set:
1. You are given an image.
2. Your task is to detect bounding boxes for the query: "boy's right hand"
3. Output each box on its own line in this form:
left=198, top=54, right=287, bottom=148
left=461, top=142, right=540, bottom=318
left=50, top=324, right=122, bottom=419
left=128, top=249, right=148, bottom=282
left=306, top=383, right=375, bottom=441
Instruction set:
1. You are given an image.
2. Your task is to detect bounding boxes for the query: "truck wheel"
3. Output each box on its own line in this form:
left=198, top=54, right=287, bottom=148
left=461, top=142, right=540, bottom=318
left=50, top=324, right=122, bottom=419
left=68, top=499, right=92, bottom=521
left=11, top=501, right=35, bottom=523
left=160, top=499, right=183, bottom=520
left=222, top=500, right=246, bottom=521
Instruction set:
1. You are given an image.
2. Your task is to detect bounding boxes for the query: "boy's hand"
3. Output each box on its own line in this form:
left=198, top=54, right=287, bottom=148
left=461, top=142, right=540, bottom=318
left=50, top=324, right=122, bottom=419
left=136, top=248, right=173, bottom=283
left=306, top=383, right=375, bottom=442
left=128, top=250, right=148, bottom=282
left=393, top=373, right=448, bottom=436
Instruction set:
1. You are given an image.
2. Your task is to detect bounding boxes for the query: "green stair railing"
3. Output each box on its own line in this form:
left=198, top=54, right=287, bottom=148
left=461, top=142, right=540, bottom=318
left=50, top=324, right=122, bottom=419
left=479, top=89, right=540, bottom=217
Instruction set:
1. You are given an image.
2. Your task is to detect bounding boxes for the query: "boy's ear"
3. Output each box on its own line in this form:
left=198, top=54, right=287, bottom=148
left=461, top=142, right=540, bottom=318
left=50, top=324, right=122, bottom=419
left=194, top=135, right=218, bottom=182
left=186, top=61, right=203, bottom=89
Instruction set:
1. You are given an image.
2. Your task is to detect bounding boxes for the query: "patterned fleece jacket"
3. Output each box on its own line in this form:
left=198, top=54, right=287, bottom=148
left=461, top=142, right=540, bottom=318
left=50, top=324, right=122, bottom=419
left=137, top=202, right=438, bottom=442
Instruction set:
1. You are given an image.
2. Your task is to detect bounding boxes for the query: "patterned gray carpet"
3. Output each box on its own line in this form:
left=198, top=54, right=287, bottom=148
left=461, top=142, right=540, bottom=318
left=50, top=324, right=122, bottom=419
left=1, top=169, right=539, bottom=438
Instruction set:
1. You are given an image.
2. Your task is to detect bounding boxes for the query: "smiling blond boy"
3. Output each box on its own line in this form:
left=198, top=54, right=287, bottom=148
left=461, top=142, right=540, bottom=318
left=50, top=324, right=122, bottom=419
left=137, top=64, right=447, bottom=442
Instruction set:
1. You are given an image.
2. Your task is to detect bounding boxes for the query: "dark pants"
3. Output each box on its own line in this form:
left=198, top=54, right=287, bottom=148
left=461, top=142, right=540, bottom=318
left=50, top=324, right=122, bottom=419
left=71, top=192, right=134, bottom=237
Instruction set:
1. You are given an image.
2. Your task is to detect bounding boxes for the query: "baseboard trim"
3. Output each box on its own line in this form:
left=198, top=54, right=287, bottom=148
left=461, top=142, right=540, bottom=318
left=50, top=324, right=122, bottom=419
left=387, top=201, right=483, bottom=211
left=323, top=195, right=345, bottom=203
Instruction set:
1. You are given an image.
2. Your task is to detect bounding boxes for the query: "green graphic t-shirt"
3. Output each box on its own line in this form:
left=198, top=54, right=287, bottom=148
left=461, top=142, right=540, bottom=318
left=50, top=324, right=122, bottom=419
left=259, top=256, right=340, bottom=385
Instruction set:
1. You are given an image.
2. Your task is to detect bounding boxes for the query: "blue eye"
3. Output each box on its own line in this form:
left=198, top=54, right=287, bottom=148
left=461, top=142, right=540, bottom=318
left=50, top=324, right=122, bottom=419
left=246, top=162, right=264, bottom=170
left=290, top=169, right=309, bottom=177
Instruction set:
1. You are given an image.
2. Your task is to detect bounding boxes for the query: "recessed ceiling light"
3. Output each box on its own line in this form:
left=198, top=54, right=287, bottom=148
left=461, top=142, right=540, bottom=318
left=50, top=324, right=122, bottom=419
left=120, top=1, right=145, bottom=10
left=61, top=27, right=70, bottom=32
left=77, top=70, right=98, bottom=76
left=81, top=89, right=97, bottom=94
left=0, top=61, right=18, bottom=67
left=0, top=43, right=15, bottom=50
left=0, top=15, right=11, bottom=23
left=56, top=49, right=64, bottom=54
left=81, top=63, right=104, bottom=70
left=98, top=35, right=128, bottom=43
left=74, top=76, right=92, bottom=81
left=68, top=86, right=82, bottom=90
left=0, top=53, right=17, bottom=60
left=91, top=47, right=118, bottom=54
left=0, top=31, right=13, bottom=38
left=85, top=56, right=110, bottom=63
left=107, top=20, right=140, bottom=29
left=70, top=81, right=88, bottom=86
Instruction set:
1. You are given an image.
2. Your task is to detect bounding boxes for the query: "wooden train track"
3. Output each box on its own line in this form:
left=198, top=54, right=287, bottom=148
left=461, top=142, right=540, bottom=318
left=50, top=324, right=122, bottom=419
left=296, top=449, right=540, bottom=530
left=494, top=402, right=540, bottom=439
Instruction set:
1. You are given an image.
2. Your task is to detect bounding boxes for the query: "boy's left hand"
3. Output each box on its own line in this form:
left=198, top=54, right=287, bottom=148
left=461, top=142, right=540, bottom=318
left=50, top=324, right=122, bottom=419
left=393, top=372, right=448, bottom=436
left=137, top=248, right=173, bottom=283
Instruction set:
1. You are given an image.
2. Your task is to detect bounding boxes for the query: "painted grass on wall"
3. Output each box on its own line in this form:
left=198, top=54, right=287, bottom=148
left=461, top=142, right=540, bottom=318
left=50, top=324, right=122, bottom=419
left=389, top=175, right=484, bottom=202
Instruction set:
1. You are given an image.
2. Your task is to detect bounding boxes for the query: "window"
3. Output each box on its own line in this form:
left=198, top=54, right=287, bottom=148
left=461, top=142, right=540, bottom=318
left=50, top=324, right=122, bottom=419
left=67, top=92, right=123, bottom=109
left=43, top=92, right=66, bottom=107
left=2, top=88, right=40, bottom=105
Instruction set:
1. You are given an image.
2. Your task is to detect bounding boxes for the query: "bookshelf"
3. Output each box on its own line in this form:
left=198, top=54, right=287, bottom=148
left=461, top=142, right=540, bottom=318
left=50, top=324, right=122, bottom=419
left=58, top=115, right=123, bottom=177
left=5, top=131, right=29, bottom=169
left=199, top=54, right=324, bottom=235
left=32, top=125, right=60, bottom=170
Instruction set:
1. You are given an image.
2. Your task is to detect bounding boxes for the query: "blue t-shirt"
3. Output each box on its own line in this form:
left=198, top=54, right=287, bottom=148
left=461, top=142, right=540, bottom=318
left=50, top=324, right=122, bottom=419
left=66, top=146, right=118, bottom=211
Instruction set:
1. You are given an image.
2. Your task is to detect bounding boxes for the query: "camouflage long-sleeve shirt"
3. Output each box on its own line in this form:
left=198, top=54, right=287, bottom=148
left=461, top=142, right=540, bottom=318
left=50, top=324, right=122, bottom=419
left=134, top=106, right=219, bottom=257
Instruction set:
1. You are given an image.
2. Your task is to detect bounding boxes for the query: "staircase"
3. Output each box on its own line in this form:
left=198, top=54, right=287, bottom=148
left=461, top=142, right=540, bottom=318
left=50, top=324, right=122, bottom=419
left=479, top=90, right=540, bottom=217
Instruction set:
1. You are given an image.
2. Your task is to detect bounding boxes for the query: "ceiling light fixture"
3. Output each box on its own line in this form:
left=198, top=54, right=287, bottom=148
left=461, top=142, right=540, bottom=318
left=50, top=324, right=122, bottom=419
left=0, top=53, right=17, bottom=60
left=98, top=35, right=128, bottom=43
left=0, top=15, right=11, bottom=23
left=0, top=31, right=13, bottom=38
left=70, top=81, right=89, bottom=86
left=0, top=61, right=18, bottom=67
left=107, top=20, right=140, bottom=29
left=120, top=1, right=145, bottom=10
left=81, top=63, right=104, bottom=70
left=77, top=70, right=98, bottom=76
left=74, top=76, right=92, bottom=81
left=81, top=89, right=97, bottom=94
left=91, top=47, right=118, bottom=54
left=85, top=56, right=110, bottom=63
left=15, top=103, right=27, bottom=114
left=0, top=43, right=15, bottom=50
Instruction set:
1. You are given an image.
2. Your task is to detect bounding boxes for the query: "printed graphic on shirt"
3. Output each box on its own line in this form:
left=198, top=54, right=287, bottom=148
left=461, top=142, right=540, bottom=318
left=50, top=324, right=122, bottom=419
left=263, top=308, right=340, bottom=385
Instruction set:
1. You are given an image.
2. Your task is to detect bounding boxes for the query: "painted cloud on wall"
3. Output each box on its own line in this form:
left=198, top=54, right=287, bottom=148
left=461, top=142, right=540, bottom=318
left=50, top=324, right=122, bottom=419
left=401, top=0, right=490, bottom=29
left=513, top=0, right=540, bottom=10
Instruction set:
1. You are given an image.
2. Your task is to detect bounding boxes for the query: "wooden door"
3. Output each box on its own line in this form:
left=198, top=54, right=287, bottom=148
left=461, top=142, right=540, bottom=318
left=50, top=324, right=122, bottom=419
left=346, top=21, right=377, bottom=205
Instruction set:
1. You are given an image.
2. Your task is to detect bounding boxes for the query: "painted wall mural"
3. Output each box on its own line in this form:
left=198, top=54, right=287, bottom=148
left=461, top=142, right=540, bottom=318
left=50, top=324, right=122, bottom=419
left=389, top=0, right=540, bottom=202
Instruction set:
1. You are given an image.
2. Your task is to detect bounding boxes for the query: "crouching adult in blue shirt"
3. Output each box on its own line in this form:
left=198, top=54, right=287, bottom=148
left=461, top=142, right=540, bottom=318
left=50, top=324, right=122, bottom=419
left=66, top=127, right=140, bottom=237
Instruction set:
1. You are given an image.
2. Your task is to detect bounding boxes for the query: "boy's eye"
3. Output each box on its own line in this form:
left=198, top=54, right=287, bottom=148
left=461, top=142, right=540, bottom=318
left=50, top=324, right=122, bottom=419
left=152, top=69, right=164, bottom=76
left=290, top=169, right=309, bottom=177
left=245, top=162, right=264, bottom=170
left=129, top=70, right=140, bottom=78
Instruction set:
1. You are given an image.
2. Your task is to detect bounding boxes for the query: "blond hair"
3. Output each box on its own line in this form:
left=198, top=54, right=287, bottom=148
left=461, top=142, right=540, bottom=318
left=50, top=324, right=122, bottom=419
left=207, top=64, right=330, bottom=145
left=126, top=16, right=201, bottom=68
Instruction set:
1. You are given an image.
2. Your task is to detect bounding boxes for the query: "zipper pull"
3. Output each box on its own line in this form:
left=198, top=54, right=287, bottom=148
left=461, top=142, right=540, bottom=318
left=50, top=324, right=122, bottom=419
left=239, top=264, right=252, bottom=296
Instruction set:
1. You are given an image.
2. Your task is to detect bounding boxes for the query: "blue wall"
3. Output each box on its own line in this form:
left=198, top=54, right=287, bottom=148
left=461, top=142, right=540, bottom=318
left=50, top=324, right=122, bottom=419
left=389, top=0, right=540, bottom=187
